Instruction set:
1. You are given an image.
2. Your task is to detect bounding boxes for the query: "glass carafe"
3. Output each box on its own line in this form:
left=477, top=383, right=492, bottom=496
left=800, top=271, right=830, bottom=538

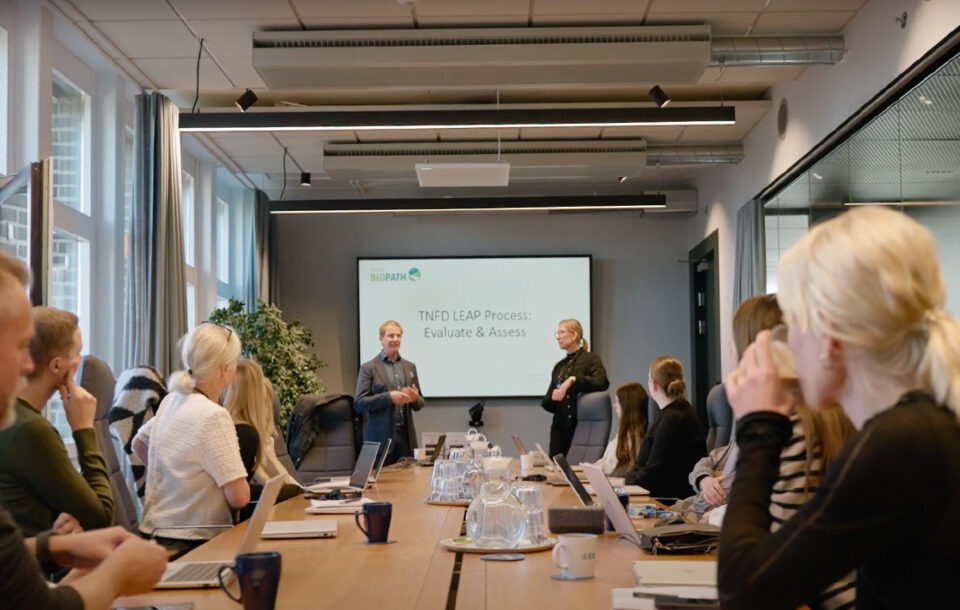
left=465, top=481, right=527, bottom=549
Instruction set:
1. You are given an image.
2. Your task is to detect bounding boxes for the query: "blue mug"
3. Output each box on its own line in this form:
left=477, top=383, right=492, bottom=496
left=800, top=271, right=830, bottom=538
left=217, top=551, right=281, bottom=610
left=355, top=501, right=392, bottom=543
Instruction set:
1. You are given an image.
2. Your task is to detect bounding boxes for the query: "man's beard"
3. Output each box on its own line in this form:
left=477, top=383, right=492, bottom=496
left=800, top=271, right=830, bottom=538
left=0, top=377, right=26, bottom=430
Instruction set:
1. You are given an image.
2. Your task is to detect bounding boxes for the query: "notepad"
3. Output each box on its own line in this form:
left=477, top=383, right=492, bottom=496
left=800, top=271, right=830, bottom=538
left=305, top=497, right=376, bottom=514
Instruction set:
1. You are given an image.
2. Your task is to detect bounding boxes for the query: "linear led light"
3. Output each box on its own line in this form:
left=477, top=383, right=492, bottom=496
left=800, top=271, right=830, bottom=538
left=842, top=200, right=959, bottom=206
left=269, top=194, right=668, bottom=215
left=179, top=107, right=735, bottom=133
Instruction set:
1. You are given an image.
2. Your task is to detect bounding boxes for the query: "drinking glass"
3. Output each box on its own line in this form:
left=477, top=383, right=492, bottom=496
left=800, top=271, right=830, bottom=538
left=465, top=481, right=527, bottom=549
left=512, top=483, right=545, bottom=546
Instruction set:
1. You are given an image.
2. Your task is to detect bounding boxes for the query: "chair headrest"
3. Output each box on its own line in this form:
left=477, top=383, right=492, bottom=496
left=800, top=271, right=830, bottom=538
left=77, top=355, right=116, bottom=421
left=576, top=391, right=611, bottom=421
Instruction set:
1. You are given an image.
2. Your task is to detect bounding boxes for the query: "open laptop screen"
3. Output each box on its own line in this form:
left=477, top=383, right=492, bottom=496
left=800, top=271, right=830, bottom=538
left=553, top=454, right=594, bottom=506
left=350, top=441, right=381, bottom=488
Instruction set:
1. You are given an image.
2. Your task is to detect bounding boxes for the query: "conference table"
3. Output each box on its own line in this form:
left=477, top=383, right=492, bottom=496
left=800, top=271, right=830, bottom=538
left=116, top=464, right=713, bottom=609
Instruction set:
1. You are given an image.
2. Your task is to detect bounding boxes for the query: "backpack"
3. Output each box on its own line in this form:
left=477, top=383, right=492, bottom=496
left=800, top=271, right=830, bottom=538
left=285, top=393, right=356, bottom=468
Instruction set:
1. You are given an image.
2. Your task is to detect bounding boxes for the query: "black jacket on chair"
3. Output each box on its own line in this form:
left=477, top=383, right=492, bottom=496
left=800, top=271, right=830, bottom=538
left=625, top=398, right=705, bottom=499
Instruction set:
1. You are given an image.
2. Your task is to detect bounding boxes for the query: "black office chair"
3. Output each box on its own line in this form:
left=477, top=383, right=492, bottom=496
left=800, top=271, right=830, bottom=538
left=288, top=394, right=358, bottom=484
left=705, top=383, right=733, bottom=451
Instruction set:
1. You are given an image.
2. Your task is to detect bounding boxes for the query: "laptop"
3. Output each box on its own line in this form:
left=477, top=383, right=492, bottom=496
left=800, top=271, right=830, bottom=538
left=581, top=463, right=646, bottom=545
left=155, top=475, right=284, bottom=588
left=261, top=519, right=337, bottom=539
left=368, top=438, right=393, bottom=485
left=512, top=435, right=528, bottom=456
left=309, top=441, right=381, bottom=492
left=553, top=454, right=594, bottom=506
left=415, top=434, right=446, bottom=466
left=534, top=443, right=554, bottom=470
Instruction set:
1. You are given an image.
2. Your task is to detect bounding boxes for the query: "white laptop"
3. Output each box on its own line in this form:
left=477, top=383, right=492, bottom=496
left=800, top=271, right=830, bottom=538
left=534, top=443, right=554, bottom=470
left=581, top=463, right=647, bottom=546
left=155, top=475, right=284, bottom=588
left=261, top=519, right=337, bottom=539
left=368, top=438, right=392, bottom=485
left=308, top=441, right=381, bottom=492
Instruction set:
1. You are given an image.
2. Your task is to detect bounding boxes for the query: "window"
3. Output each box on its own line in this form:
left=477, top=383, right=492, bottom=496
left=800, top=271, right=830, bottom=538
left=216, top=198, right=229, bottom=283
left=186, top=281, right=196, bottom=328
left=764, top=212, right=809, bottom=293
left=182, top=171, right=195, bottom=267
left=51, top=72, right=90, bottom=214
left=0, top=182, right=28, bottom=263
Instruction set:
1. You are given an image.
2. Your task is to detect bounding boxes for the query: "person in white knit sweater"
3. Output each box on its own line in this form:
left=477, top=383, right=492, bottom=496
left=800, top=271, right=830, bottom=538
left=132, top=322, right=250, bottom=556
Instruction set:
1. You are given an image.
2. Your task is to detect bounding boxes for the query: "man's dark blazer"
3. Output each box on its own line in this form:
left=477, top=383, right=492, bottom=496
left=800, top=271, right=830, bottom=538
left=353, top=355, right=425, bottom=453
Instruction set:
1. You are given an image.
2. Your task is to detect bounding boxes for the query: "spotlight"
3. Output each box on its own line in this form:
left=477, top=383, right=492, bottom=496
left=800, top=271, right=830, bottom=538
left=300, top=172, right=311, bottom=186
left=234, top=89, right=258, bottom=112
left=468, top=401, right=485, bottom=427
left=649, top=85, right=671, bottom=109
left=618, top=176, right=629, bottom=183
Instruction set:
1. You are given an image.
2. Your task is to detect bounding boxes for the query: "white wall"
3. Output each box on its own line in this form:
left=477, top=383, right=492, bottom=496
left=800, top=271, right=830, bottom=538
left=276, top=211, right=695, bottom=453
left=692, top=0, right=960, bottom=376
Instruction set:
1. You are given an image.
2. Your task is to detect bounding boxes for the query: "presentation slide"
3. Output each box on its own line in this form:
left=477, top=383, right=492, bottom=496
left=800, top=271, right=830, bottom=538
left=358, top=256, right=591, bottom=397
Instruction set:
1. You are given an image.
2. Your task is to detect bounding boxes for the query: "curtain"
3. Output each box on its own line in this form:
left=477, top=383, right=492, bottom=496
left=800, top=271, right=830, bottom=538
left=124, top=92, right=187, bottom=375
left=252, top=188, right=278, bottom=305
left=733, top=198, right=766, bottom=308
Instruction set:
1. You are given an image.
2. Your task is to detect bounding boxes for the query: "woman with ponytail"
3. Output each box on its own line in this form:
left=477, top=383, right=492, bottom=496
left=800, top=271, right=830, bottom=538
left=132, top=322, right=250, bottom=556
left=541, top=318, right=609, bottom=457
left=624, top=357, right=705, bottom=498
left=720, top=207, right=960, bottom=609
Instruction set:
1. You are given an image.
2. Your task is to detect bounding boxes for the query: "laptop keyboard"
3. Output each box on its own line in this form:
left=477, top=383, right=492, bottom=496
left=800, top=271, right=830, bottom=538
left=166, top=561, right=227, bottom=583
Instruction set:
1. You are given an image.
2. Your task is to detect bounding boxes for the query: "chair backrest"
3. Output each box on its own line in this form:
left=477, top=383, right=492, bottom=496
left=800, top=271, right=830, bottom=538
left=288, top=394, right=357, bottom=483
left=271, top=391, right=297, bottom=478
left=705, top=383, right=733, bottom=452
left=77, top=355, right=140, bottom=531
left=566, top=391, right=612, bottom=463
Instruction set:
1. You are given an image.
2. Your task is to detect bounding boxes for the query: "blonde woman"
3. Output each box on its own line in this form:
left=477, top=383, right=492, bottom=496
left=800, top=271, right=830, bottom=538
left=541, top=319, right=609, bottom=457
left=133, top=322, right=249, bottom=556
left=223, top=360, right=300, bottom=502
left=720, top=207, right=960, bottom=609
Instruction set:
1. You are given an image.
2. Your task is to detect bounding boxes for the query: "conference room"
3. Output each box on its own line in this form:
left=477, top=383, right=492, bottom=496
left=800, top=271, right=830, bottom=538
left=1, top=0, right=959, bottom=609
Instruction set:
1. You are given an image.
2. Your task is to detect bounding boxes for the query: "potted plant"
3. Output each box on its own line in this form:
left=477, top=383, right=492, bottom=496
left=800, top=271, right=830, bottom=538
left=209, top=298, right=325, bottom=429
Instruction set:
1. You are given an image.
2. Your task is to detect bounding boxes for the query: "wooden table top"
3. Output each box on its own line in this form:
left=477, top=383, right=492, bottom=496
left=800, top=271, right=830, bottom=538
left=115, top=465, right=713, bottom=609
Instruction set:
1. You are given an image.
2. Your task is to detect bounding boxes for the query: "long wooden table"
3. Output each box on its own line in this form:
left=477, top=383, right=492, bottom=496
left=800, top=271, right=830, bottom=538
left=116, top=465, right=712, bottom=609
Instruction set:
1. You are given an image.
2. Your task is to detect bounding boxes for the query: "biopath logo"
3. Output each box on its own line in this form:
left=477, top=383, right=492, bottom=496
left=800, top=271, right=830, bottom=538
left=370, top=267, right=422, bottom=282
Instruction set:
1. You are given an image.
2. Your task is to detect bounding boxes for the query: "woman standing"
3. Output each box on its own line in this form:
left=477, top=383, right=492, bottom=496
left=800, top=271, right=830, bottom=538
left=719, top=207, right=960, bottom=609
left=625, top=357, right=705, bottom=499
left=541, top=319, right=609, bottom=457
left=595, top=382, right=649, bottom=476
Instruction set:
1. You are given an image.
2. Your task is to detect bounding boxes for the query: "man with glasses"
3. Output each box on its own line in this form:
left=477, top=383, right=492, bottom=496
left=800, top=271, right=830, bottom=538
left=355, top=320, right=424, bottom=464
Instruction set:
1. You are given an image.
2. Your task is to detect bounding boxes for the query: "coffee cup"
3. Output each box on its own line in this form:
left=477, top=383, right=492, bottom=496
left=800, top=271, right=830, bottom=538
left=414, top=447, right=428, bottom=460
left=520, top=454, right=536, bottom=473
left=355, top=501, right=392, bottom=543
left=551, top=533, right=597, bottom=580
left=217, top=551, right=281, bottom=610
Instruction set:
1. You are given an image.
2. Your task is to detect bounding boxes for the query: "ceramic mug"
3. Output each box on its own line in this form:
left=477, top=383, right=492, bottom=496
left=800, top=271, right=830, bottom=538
left=551, top=533, right=597, bottom=580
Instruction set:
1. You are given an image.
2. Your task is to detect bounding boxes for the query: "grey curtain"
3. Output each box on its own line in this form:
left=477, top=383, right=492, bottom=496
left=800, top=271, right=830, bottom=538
left=252, top=188, right=278, bottom=305
left=733, top=198, right=766, bottom=308
left=124, top=92, right=187, bottom=375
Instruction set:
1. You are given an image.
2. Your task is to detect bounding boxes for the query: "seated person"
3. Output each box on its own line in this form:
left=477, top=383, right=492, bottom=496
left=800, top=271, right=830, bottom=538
left=0, top=250, right=167, bottom=608
left=133, top=322, right=250, bottom=556
left=0, top=307, right=113, bottom=537
left=224, top=359, right=301, bottom=502
left=624, top=357, right=705, bottom=499
left=594, top=382, right=648, bottom=477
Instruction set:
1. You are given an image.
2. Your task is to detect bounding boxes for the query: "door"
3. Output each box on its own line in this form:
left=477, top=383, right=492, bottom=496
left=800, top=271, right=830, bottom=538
left=688, top=231, right=720, bottom=430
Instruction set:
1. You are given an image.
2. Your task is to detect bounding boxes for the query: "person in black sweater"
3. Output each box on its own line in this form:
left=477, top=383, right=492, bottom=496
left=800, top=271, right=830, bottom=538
left=625, top=357, right=705, bottom=499
left=720, top=207, right=960, bottom=610
left=541, top=319, right=609, bottom=457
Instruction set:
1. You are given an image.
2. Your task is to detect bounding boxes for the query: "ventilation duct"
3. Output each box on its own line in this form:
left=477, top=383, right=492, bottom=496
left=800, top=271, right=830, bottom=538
left=253, top=26, right=712, bottom=89
left=710, top=37, right=845, bottom=67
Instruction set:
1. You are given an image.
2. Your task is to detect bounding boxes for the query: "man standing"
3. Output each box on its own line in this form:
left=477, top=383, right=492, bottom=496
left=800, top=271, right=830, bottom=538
left=0, top=307, right=113, bottom=536
left=354, top=320, right=424, bottom=464
left=0, top=251, right=167, bottom=608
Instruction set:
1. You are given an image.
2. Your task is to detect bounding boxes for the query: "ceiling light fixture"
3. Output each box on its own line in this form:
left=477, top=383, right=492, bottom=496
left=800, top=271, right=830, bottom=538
left=180, top=106, right=734, bottom=133
left=648, top=85, right=672, bottom=109
left=300, top=172, right=311, bottom=186
left=271, top=194, right=668, bottom=215
left=618, top=176, right=629, bottom=183
left=235, top=89, right=258, bottom=112
left=843, top=200, right=958, bottom=207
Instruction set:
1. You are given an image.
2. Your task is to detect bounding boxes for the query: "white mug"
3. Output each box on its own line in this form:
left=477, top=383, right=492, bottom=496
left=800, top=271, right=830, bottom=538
left=414, top=447, right=428, bottom=460
left=520, top=454, right=536, bottom=473
left=551, top=533, right=597, bottom=580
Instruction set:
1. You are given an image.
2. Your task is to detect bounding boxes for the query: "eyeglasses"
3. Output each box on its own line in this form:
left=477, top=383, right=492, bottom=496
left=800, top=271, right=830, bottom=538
left=203, top=320, right=233, bottom=344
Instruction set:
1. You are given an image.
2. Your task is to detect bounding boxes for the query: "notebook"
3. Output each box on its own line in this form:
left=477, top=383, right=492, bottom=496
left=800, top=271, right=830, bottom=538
left=261, top=519, right=337, bottom=539
left=308, top=441, right=381, bottom=492
left=154, top=475, right=283, bottom=589
left=631, top=560, right=717, bottom=587
left=305, top=497, right=376, bottom=514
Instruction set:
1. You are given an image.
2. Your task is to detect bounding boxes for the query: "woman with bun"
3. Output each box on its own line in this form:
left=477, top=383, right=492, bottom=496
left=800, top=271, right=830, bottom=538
left=625, top=357, right=705, bottom=499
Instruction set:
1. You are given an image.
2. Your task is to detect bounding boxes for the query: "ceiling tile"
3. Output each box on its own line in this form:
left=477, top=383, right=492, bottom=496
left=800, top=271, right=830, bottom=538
left=94, top=20, right=196, bottom=59
left=189, top=19, right=301, bottom=57
left=518, top=127, right=602, bottom=139
left=714, top=65, right=805, bottom=84
left=300, top=17, right=413, bottom=28
left=209, top=134, right=280, bottom=156
left=645, top=12, right=757, bottom=36
left=214, top=56, right=267, bottom=89
left=768, top=0, right=866, bottom=10
left=438, top=128, right=520, bottom=141
left=355, top=130, right=438, bottom=142
left=534, top=0, right=652, bottom=15
left=531, top=14, right=645, bottom=26
left=413, top=0, right=528, bottom=18
left=418, top=15, right=529, bottom=27
left=601, top=125, right=685, bottom=143
left=68, top=0, right=176, bottom=21
left=290, top=0, right=413, bottom=19
left=648, top=0, right=768, bottom=13
left=172, top=0, right=295, bottom=20
left=751, top=11, right=855, bottom=35
left=135, top=57, right=234, bottom=90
